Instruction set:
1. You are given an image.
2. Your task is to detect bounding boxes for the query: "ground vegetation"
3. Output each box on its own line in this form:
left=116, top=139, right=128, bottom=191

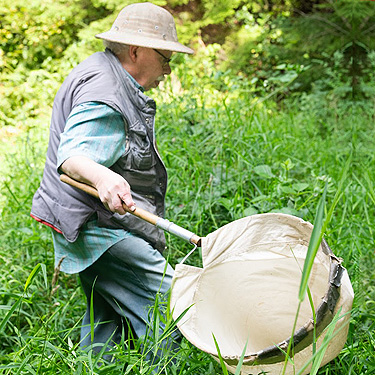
left=1, top=0, right=374, bottom=374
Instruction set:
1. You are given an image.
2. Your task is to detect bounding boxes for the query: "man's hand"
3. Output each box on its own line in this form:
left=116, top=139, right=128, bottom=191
left=95, top=172, right=136, bottom=214
left=60, top=155, right=136, bottom=214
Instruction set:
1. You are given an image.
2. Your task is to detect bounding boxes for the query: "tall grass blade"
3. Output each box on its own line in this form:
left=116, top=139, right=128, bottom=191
left=298, top=183, right=327, bottom=302
left=90, top=277, right=98, bottom=344
left=0, top=297, right=22, bottom=333
left=87, top=349, right=93, bottom=374
left=321, top=155, right=351, bottom=235
left=40, top=263, right=48, bottom=290
left=152, top=294, right=160, bottom=356
left=212, top=333, right=229, bottom=375
left=234, top=339, right=249, bottom=375
left=93, top=330, right=116, bottom=368
left=306, top=287, right=317, bottom=356
left=296, top=309, right=346, bottom=375
left=281, top=301, right=301, bottom=374
left=13, top=354, right=33, bottom=375
left=24, top=263, right=42, bottom=292
left=160, top=304, right=193, bottom=341
left=364, top=170, right=375, bottom=205
left=310, top=327, right=337, bottom=374
left=283, top=182, right=329, bottom=374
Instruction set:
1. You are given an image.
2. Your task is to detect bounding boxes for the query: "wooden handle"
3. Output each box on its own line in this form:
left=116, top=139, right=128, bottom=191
left=59, top=174, right=201, bottom=246
left=60, top=174, right=159, bottom=225
left=60, top=174, right=99, bottom=198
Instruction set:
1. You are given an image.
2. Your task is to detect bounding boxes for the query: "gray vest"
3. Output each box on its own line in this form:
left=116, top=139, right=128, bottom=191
left=31, top=49, right=168, bottom=251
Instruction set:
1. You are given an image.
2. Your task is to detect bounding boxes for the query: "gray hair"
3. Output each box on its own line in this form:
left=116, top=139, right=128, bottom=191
left=103, top=40, right=130, bottom=56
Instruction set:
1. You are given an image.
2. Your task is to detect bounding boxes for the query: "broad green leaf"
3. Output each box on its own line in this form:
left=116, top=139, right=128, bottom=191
left=280, top=185, right=297, bottom=194
left=254, top=165, right=274, bottom=179
left=244, top=206, right=258, bottom=216
left=293, top=183, right=309, bottom=192
left=270, top=207, right=301, bottom=217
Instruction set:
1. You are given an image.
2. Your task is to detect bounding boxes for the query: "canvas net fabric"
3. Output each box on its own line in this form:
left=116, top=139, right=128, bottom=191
left=170, top=213, right=354, bottom=375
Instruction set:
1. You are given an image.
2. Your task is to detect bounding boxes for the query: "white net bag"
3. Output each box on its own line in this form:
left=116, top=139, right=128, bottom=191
left=170, top=213, right=354, bottom=375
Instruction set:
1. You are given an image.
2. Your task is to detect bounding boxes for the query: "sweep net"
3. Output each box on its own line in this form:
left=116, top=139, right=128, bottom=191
left=170, top=213, right=354, bottom=375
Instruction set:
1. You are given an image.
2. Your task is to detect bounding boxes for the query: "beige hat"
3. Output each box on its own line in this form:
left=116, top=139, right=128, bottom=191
left=96, top=2, right=194, bottom=54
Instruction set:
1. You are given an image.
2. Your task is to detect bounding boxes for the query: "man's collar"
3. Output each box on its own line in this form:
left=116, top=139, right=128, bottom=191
left=123, top=68, right=145, bottom=92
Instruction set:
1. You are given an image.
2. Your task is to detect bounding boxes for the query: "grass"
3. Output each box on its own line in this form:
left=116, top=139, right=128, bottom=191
left=1, top=54, right=374, bottom=374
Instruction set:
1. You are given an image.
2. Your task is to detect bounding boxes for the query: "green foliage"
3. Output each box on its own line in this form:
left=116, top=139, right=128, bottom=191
left=219, top=0, right=375, bottom=106
left=200, top=0, right=243, bottom=25
left=0, top=0, right=110, bottom=72
left=1, top=69, right=373, bottom=372
left=1, top=0, right=375, bottom=374
left=153, top=57, right=354, bottom=267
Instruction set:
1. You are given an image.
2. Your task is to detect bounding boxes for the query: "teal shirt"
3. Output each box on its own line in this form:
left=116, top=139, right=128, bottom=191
left=53, top=102, right=134, bottom=274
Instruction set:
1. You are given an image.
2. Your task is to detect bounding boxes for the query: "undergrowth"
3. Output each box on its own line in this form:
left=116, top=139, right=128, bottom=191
left=0, top=50, right=374, bottom=374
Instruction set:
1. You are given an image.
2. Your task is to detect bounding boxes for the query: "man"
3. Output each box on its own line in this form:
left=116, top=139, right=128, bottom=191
left=31, top=2, right=193, bottom=356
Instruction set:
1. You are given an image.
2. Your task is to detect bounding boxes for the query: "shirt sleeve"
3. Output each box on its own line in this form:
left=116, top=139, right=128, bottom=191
left=57, top=102, right=127, bottom=169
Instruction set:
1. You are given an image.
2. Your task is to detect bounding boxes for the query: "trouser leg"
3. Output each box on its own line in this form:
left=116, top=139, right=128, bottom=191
left=79, top=269, right=133, bottom=350
left=79, top=235, right=174, bottom=351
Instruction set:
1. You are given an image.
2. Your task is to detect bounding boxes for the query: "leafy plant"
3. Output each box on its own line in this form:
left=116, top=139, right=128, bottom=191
left=0, top=1, right=373, bottom=374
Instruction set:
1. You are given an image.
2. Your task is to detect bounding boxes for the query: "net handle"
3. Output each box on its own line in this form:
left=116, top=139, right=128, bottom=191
left=60, top=174, right=202, bottom=246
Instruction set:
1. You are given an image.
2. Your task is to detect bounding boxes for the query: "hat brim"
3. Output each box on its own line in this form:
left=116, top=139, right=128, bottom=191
left=95, top=32, right=194, bottom=54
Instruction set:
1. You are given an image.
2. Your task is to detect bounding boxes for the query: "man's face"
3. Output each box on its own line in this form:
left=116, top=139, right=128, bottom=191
left=135, top=48, right=172, bottom=91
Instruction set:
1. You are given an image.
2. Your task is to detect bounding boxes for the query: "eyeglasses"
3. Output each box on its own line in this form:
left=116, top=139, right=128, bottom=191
left=153, top=49, right=172, bottom=66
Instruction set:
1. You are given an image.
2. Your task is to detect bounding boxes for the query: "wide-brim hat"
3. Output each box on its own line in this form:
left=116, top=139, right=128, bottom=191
left=96, top=2, right=194, bottom=54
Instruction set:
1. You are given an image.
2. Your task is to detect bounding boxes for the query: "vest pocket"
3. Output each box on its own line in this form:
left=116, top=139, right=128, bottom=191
left=126, top=122, right=155, bottom=170
left=130, top=148, right=154, bottom=170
